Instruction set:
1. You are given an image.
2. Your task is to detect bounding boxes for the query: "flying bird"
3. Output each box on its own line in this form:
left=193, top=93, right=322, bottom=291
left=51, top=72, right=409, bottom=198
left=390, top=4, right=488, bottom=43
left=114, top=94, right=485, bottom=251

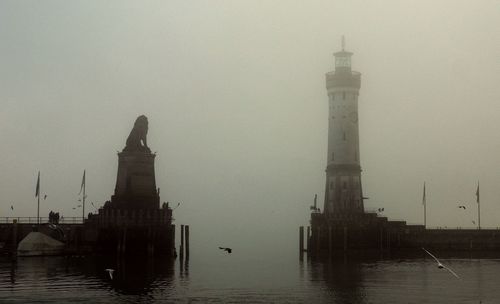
left=472, top=220, right=476, bottom=225
left=422, top=247, right=459, bottom=278
left=173, top=202, right=181, bottom=210
left=377, top=208, right=384, bottom=212
left=44, top=194, right=48, bottom=200
left=105, top=269, right=115, bottom=280
left=219, top=247, right=232, bottom=254
left=458, top=205, right=466, bottom=210
left=77, top=205, right=82, bottom=207
left=10, top=205, right=13, bottom=210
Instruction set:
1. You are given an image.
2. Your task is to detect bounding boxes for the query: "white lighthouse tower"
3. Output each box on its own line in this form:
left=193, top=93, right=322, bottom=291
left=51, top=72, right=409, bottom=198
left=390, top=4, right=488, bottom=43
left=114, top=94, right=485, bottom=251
left=323, top=37, right=364, bottom=216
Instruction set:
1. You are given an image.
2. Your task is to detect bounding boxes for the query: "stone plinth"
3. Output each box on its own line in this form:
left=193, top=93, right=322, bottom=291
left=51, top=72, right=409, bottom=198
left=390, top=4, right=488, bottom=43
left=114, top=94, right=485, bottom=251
left=111, top=151, right=159, bottom=210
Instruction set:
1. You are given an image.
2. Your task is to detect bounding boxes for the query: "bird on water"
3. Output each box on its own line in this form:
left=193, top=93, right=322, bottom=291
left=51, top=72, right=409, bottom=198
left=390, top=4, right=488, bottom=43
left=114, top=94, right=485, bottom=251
left=219, top=247, right=232, bottom=254
left=105, top=269, right=115, bottom=280
left=422, top=248, right=459, bottom=278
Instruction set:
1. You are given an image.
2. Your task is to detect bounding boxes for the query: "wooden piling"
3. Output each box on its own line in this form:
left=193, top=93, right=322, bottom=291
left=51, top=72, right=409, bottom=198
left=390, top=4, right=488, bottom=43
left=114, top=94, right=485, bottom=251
left=185, top=225, right=190, bottom=258
left=180, top=224, right=184, bottom=259
left=171, top=225, right=176, bottom=257
left=11, top=220, right=18, bottom=260
left=306, top=226, right=311, bottom=252
left=299, top=226, right=304, bottom=253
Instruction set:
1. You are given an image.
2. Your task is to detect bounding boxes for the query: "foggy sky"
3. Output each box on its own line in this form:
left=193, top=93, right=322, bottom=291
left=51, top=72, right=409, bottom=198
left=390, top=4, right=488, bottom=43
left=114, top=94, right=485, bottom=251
left=1, top=1, right=499, bottom=253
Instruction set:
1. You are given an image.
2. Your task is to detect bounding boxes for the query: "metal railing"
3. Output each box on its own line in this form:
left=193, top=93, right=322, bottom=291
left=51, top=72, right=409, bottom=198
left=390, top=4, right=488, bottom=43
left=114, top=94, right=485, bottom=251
left=424, top=226, right=500, bottom=230
left=0, top=217, right=84, bottom=224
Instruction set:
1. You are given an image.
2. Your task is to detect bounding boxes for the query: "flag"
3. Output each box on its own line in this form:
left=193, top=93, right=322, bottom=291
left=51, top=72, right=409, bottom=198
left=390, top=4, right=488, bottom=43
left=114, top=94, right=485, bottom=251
left=79, top=170, right=86, bottom=195
left=35, top=171, right=40, bottom=198
left=422, top=182, right=426, bottom=206
left=476, top=182, right=480, bottom=204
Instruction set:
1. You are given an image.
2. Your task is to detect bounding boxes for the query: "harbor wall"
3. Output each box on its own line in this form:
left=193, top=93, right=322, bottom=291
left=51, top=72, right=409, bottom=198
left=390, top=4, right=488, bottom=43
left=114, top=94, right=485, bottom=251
left=308, top=212, right=500, bottom=254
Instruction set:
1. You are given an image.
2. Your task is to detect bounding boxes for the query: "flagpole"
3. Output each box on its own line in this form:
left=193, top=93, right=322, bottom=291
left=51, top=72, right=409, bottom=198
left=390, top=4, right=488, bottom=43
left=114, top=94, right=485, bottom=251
left=37, top=188, right=40, bottom=226
left=477, top=181, right=480, bottom=230
left=36, top=171, right=40, bottom=226
left=423, top=182, right=426, bottom=228
left=424, top=196, right=426, bottom=228
left=82, top=170, right=86, bottom=223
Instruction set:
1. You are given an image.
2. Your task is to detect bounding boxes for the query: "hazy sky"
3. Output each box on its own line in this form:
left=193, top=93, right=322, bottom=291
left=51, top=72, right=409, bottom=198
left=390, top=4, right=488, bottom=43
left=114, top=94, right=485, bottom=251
left=1, top=1, right=499, bottom=252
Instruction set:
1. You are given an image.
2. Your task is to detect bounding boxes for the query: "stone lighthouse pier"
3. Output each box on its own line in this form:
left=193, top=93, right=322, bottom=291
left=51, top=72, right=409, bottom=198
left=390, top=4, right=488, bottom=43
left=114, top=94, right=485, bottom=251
left=301, top=40, right=500, bottom=258
left=0, top=115, right=178, bottom=257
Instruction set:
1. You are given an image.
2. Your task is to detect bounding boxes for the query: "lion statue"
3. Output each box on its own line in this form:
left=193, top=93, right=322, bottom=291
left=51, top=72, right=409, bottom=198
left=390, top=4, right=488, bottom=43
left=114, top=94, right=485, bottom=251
left=124, top=115, right=150, bottom=152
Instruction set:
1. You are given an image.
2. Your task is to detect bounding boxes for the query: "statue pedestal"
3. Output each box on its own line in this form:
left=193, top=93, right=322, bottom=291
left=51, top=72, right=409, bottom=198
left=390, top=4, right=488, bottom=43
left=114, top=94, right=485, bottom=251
left=111, top=151, right=159, bottom=209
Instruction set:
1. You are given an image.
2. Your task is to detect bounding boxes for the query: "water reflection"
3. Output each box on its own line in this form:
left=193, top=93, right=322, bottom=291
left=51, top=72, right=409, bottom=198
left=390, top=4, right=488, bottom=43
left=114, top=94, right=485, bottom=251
left=2, top=255, right=175, bottom=298
left=308, top=256, right=367, bottom=304
left=92, top=255, right=175, bottom=295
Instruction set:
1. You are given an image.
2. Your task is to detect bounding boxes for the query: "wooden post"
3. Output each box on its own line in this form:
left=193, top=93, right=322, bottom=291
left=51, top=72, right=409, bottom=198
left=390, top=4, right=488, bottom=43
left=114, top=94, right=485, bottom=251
left=299, top=226, right=304, bottom=253
left=306, top=226, right=311, bottom=252
left=171, top=225, right=176, bottom=257
left=343, top=226, right=347, bottom=251
left=11, top=219, right=18, bottom=260
left=185, top=225, right=190, bottom=258
left=180, top=224, right=184, bottom=259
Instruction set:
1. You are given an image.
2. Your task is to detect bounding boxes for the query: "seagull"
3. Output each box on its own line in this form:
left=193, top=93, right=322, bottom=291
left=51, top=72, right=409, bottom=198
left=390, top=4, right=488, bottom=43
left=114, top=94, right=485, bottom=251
left=77, top=205, right=82, bottom=207
left=72, top=207, right=76, bottom=210
left=173, top=202, right=181, bottom=210
left=422, top=247, right=459, bottom=278
left=10, top=205, right=13, bottom=210
left=472, top=220, right=476, bottom=225
left=105, top=269, right=115, bottom=280
left=458, top=205, right=466, bottom=210
left=377, top=208, right=384, bottom=212
left=219, top=247, right=232, bottom=254
left=44, top=194, right=48, bottom=200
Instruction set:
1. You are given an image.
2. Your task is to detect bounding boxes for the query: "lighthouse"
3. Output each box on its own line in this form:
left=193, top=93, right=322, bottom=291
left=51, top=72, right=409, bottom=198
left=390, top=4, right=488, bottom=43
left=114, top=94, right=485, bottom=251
left=323, top=37, right=364, bottom=216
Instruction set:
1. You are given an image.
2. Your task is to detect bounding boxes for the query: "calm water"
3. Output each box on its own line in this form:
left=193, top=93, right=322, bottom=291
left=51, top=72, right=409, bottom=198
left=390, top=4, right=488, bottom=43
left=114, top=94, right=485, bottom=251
left=0, top=249, right=499, bottom=303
